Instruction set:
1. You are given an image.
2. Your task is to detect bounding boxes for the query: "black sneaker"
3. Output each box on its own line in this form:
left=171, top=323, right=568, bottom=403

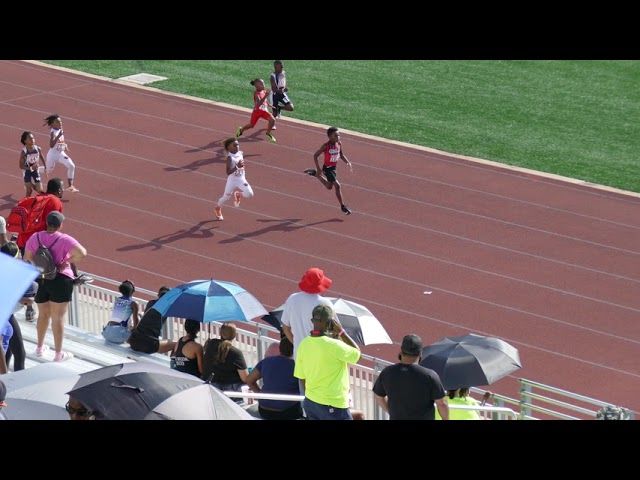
left=304, top=169, right=317, bottom=176
left=25, top=306, right=35, bottom=322
left=341, top=205, right=352, bottom=215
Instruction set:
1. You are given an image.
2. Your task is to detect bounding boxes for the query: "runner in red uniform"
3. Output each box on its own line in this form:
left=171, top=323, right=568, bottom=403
left=305, top=127, right=354, bottom=215
left=235, top=78, right=277, bottom=143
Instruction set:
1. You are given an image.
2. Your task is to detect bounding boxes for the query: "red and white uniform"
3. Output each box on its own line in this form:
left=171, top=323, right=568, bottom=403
left=253, top=89, right=269, bottom=112
left=323, top=141, right=342, bottom=168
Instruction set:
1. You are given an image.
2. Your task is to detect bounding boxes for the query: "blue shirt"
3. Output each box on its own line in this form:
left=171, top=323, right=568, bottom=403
left=1, top=321, right=13, bottom=353
left=254, top=355, right=299, bottom=411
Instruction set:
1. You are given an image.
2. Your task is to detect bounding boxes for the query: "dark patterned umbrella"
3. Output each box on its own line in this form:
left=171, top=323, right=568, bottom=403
left=66, top=362, right=254, bottom=420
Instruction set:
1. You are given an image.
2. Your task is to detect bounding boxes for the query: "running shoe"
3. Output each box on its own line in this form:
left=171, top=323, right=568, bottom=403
left=25, top=306, right=36, bottom=322
left=234, top=191, right=242, bottom=208
left=67, top=185, right=79, bottom=193
left=214, top=206, right=224, bottom=221
left=266, top=133, right=276, bottom=143
left=341, top=204, right=352, bottom=215
left=272, top=124, right=277, bottom=130
left=304, top=169, right=317, bottom=176
left=236, top=127, right=243, bottom=138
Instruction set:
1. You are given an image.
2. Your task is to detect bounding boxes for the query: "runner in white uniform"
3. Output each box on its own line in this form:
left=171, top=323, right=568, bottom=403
left=214, top=137, right=254, bottom=221
left=43, top=114, right=79, bottom=192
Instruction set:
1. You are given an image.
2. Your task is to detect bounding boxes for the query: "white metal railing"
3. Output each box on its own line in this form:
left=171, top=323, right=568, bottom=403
left=68, top=273, right=635, bottom=420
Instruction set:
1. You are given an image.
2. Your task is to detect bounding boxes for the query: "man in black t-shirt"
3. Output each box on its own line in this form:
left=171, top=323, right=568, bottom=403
left=372, top=334, right=449, bottom=420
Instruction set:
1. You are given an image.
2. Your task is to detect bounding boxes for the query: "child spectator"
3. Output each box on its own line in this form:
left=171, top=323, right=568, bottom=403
left=102, top=280, right=140, bottom=344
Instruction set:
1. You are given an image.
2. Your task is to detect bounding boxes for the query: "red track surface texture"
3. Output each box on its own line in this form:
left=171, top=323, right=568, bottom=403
left=2, top=61, right=639, bottom=412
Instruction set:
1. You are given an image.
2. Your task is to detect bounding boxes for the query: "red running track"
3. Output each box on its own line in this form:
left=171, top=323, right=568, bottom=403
left=1, top=60, right=639, bottom=413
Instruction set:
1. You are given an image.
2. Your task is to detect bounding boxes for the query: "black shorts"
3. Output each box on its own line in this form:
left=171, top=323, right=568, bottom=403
left=128, top=330, right=159, bottom=354
left=272, top=91, right=291, bottom=107
left=35, top=273, right=74, bottom=304
left=24, top=170, right=41, bottom=184
left=323, top=165, right=337, bottom=183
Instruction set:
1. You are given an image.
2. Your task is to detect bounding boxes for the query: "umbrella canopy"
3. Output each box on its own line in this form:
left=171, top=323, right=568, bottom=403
left=262, top=297, right=392, bottom=345
left=150, top=279, right=268, bottom=323
left=151, top=383, right=255, bottom=420
left=66, top=362, right=205, bottom=420
left=2, top=363, right=83, bottom=420
left=419, top=333, right=522, bottom=390
left=0, top=252, right=39, bottom=333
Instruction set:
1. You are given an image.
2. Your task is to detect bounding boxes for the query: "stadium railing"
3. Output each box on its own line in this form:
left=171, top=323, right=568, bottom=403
left=68, top=273, right=634, bottom=420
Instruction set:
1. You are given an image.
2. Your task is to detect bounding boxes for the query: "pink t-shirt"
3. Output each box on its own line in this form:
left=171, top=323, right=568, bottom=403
left=25, top=231, right=80, bottom=279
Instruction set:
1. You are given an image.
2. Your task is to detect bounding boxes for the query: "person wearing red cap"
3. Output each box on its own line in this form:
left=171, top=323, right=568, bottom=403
left=280, top=268, right=334, bottom=360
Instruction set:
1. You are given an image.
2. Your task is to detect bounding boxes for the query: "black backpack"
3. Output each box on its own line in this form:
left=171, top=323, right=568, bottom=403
left=34, top=233, right=61, bottom=280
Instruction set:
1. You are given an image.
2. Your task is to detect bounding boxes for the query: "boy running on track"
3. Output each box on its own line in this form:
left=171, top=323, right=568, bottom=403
left=43, top=114, right=79, bottom=192
left=305, top=127, right=354, bottom=215
left=214, top=137, right=254, bottom=221
left=270, top=60, right=294, bottom=123
left=18, top=131, right=45, bottom=197
left=235, top=78, right=277, bottom=143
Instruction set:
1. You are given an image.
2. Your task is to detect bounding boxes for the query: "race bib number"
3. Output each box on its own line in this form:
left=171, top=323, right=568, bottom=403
left=25, top=153, right=39, bottom=166
left=234, top=167, right=245, bottom=177
left=56, top=143, right=66, bottom=152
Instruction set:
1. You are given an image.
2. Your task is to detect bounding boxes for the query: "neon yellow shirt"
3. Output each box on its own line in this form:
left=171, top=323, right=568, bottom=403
left=436, top=396, right=482, bottom=420
left=294, top=335, right=361, bottom=408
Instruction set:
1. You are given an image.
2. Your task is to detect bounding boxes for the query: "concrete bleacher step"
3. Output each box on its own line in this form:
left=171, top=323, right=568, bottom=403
left=13, top=316, right=170, bottom=371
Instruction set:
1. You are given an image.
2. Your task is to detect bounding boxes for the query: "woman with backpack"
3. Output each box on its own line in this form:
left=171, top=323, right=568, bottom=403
left=23, top=211, right=87, bottom=362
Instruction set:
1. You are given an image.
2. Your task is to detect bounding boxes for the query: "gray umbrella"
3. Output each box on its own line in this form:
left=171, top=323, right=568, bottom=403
left=419, top=333, right=522, bottom=390
left=151, top=384, right=255, bottom=420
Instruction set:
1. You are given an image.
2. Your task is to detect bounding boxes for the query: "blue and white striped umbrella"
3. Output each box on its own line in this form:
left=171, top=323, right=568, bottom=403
left=149, top=279, right=268, bottom=323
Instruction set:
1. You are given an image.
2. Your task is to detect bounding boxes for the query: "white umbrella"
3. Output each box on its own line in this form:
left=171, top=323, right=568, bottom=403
left=264, top=297, right=392, bottom=345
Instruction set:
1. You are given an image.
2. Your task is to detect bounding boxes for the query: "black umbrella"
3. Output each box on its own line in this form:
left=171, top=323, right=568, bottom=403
left=66, top=362, right=205, bottom=420
left=419, top=333, right=521, bottom=390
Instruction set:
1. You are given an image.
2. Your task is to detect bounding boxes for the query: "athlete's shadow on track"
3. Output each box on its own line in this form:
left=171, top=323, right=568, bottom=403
left=116, top=220, right=217, bottom=252
left=219, top=218, right=343, bottom=244
left=0, top=194, right=20, bottom=213
left=164, top=148, right=260, bottom=172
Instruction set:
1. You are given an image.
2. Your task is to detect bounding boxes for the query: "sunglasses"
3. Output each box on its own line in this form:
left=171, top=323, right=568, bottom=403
left=65, top=402, right=92, bottom=417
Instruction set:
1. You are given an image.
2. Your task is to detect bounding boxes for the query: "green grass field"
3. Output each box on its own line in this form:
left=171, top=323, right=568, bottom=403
left=40, top=60, right=640, bottom=194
